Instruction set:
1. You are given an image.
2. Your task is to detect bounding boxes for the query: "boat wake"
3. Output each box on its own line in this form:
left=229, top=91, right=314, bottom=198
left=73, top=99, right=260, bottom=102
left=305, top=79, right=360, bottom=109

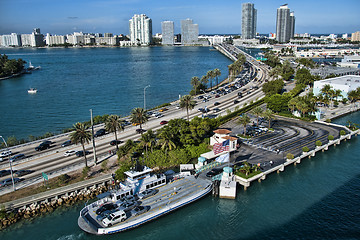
left=56, top=233, right=85, bottom=240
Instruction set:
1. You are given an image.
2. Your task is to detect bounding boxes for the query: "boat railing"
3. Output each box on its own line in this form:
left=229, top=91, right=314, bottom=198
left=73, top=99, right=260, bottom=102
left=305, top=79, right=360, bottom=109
left=80, top=207, right=89, bottom=217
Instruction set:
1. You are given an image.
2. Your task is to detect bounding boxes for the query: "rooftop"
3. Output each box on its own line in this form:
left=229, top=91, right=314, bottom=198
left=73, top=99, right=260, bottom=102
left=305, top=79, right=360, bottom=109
left=314, top=75, right=360, bottom=87
left=213, top=129, right=232, bottom=134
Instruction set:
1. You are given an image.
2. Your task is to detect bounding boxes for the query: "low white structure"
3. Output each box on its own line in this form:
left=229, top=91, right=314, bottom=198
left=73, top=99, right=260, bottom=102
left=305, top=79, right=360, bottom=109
left=337, top=55, right=360, bottom=69
left=180, top=164, right=194, bottom=176
left=219, top=167, right=237, bottom=199
left=313, top=75, right=360, bottom=99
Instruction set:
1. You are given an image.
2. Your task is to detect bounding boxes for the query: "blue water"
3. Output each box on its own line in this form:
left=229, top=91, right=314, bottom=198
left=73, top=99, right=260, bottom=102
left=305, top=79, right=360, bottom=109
left=0, top=47, right=232, bottom=140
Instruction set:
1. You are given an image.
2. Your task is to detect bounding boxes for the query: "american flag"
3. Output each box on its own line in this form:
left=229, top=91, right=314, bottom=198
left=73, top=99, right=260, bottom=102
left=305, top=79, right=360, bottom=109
left=213, top=139, right=230, bottom=155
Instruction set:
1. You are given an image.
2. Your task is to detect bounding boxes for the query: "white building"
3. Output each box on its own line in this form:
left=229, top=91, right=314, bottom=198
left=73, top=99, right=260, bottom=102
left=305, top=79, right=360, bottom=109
left=337, top=55, right=360, bottom=68
left=161, top=21, right=174, bottom=45
left=181, top=19, right=199, bottom=45
left=200, top=129, right=238, bottom=160
left=276, top=4, right=293, bottom=43
left=242, top=3, right=257, bottom=39
left=129, top=14, right=152, bottom=46
left=46, top=33, right=66, bottom=46
left=1, top=33, right=21, bottom=47
left=313, top=75, right=360, bottom=99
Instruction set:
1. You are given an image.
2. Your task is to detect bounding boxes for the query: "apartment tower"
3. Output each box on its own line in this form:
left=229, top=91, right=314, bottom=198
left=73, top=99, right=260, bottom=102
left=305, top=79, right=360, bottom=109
left=242, top=3, right=257, bottom=39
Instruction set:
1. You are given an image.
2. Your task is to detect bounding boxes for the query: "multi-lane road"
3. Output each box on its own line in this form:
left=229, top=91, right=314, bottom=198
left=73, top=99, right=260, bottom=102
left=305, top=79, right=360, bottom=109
left=0, top=44, right=270, bottom=195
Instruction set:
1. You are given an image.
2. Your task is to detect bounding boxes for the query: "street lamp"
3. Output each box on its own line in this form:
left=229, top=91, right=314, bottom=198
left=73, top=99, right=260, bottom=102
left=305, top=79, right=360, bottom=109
left=0, top=135, right=15, bottom=191
left=89, top=109, right=97, bottom=164
left=144, top=85, right=150, bottom=110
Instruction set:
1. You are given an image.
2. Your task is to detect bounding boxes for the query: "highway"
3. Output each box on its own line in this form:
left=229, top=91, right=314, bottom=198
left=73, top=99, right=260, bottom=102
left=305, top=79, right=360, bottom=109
left=0, top=43, right=270, bottom=195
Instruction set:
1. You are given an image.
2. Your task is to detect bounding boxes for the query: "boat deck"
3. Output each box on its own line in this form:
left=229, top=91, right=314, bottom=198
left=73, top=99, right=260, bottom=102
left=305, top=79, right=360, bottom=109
left=78, top=175, right=212, bottom=235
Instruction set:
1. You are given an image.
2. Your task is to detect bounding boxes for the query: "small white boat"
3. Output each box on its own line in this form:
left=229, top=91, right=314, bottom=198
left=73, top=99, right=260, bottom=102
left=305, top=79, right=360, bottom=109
left=28, top=88, right=37, bottom=94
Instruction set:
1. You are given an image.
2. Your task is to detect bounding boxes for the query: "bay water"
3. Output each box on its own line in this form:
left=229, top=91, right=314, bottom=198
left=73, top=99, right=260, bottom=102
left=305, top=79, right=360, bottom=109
left=0, top=46, right=231, bottom=140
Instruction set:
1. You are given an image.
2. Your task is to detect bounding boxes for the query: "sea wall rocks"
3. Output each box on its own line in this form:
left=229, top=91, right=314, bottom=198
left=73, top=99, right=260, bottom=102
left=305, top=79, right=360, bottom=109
left=0, top=185, right=109, bottom=230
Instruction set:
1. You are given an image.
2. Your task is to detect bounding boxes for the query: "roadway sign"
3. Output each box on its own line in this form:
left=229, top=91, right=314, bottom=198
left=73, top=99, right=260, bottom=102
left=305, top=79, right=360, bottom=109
left=42, top=172, right=48, bottom=181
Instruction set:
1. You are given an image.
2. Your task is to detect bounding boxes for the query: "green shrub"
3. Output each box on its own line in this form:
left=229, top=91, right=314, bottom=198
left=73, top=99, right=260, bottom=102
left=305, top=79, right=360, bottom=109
left=58, top=174, right=71, bottom=184
left=328, top=135, right=334, bottom=141
left=82, top=166, right=90, bottom=179
left=325, top=119, right=331, bottom=123
left=340, top=130, right=346, bottom=135
left=315, top=140, right=322, bottom=147
left=286, top=153, right=294, bottom=159
left=302, top=146, right=309, bottom=152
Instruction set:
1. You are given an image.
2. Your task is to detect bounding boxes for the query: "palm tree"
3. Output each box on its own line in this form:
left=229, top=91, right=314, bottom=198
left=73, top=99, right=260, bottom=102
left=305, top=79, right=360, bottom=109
left=70, top=122, right=92, bottom=168
left=238, top=114, right=251, bottom=136
left=180, top=95, right=196, bottom=121
left=288, top=97, right=298, bottom=113
left=242, top=162, right=251, bottom=176
left=207, top=70, right=215, bottom=90
left=262, top=109, right=275, bottom=129
left=213, top=68, right=221, bottom=89
left=251, top=106, right=263, bottom=126
left=190, top=76, right=200, bottom=95
left=130, top=107, right=148, bottom=130
left=139, top=130, right=156, bottom=157
left=200, top=75, right=209, bottom=89
left=158, top=129, right=176, bottom=153
left=105, top=115, right=124, bottom=150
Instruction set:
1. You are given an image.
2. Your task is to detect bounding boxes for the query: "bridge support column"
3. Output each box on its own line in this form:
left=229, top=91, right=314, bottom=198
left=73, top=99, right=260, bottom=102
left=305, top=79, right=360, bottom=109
left=277, top=165, right=284, bottom=173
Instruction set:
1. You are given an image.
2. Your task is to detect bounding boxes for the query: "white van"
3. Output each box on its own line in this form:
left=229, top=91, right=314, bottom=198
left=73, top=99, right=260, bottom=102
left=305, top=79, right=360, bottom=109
left=102, top=210, right=127, bottom=227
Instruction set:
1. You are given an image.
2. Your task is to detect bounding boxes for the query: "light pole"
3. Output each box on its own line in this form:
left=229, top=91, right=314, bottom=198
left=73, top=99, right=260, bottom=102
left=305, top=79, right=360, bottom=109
left=0, top=136, right=15, bottom=191
left=89, top=109, right=97, bottom=164
left=144, top=85, right=150, bottom=110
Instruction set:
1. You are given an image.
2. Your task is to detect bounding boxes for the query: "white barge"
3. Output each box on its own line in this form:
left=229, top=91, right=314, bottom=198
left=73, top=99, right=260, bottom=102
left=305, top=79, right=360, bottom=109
left=78, top=166, right=212, bottom=235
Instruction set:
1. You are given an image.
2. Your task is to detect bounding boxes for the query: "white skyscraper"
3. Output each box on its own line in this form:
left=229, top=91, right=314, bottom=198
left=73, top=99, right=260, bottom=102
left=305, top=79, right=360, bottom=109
left=181, top=19, right=199, bottom=45
left=242, top=3, right=257, bottom=39
left=129, top=14, right=152, bottom=46
left=161, top=21, right=174, bottom=45
left=276, top=4, right=294, bottom=43
left=290, top=12, right=295, bottom=39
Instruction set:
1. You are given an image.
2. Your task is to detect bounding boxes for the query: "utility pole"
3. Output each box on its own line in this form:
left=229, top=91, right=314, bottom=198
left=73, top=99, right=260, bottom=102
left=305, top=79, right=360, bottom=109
left=89, top=109, right=97, bottom=164
left=144, top=85, right=150, bottom=110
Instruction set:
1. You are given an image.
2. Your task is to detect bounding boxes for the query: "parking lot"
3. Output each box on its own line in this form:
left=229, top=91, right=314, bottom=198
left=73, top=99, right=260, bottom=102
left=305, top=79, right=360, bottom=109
left=222, top=117, right=347, bottom=171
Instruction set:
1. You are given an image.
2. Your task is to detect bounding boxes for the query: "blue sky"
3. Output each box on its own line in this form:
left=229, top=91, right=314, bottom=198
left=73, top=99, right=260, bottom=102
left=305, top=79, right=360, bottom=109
left=0, top=0, right=359, bottom=35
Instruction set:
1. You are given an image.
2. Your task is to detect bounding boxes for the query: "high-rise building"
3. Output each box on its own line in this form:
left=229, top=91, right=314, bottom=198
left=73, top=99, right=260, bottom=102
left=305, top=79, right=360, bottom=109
left=242, top=3, right=257, bottom=39
left=351, top=31, right=360, bottom=42
left=161, top=21, right=174, bottom=45
left=276, top=4, right=294, bottom=43
left=181, top=19, right=198, bottom=45
left=129, top=14, right=152, bottom=46
left=290, top=12, right=295, bottom=39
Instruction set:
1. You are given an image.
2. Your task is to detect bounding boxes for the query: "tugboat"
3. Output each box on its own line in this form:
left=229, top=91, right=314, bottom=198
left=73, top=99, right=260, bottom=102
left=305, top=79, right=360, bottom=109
left=78, top=164, right=212, bottom=235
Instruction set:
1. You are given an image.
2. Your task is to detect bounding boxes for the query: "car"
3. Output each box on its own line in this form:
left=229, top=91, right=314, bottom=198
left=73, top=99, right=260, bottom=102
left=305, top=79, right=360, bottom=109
left=197, top=96, right=204, bottom=99
left=155, top=113, right=163, bottom=118
left=198, top=108, right=204, bottom=112
left=234, top=100, right=239, bottom=104
left=131, top=206, right=150, bottom=217
left=1, top=150, right=12, bottom=157
left=94, top=129, right=106, bottom=137
left=175, top=105, right=180, bottom=109
left=117, top=200, right=139, bottom=212
left=160, top=120, right=168, bottom=125
left=110, top=140, right=123, bottom=146
left=215, top=94, right=220, bottom=98
left=10, top=154, right=25, bottom=162
left=14, top=169, right=34, bottom=177
left=214, top=102, right=220, bottom=106
left=61, top=140, right=72, bottom=147
left=75, top=150, right=90, bottom=157
left=120, top=195, right=137, bottom=203
left=213, top=108, right=221, bottom=113
left=146, top=111, right=153, bottom=116
left=0, top=170, right=11, bottom=177
left=121, top=121, right=131, bottom=126
left=206, top=168, right=223, bottom=178
left=138, top=189, right=158, bottom=199
left=136, top=129, right=146, bottom=134
left=96, top=203, right=118, bottom=215
left=0, top=178, right=23, bottom=187
left=159, top=107, right=168, bottom=112
left=102, top=210, right=127, bottom=227
left=132, top=122, right=140, bottom=126
left=64, top=150, right=76, bottom=157
left=35, top=142, right=51, bottom=151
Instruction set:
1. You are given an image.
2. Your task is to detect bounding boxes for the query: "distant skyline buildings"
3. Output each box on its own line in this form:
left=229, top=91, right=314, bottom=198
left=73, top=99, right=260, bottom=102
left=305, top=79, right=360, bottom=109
left=129, top=14, right=152, bottom=46
left=241, top=3, right=257, bottom=39
left=276, top=4, right=295, bottom=43
left=181, top=19, right=199, bottom=45
left=161, top=21, right=174, bottom=45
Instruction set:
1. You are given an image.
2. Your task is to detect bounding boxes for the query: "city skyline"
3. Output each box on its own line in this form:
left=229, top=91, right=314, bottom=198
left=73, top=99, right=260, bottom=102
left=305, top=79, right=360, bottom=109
left=0, top=0, right=359, bottom=35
